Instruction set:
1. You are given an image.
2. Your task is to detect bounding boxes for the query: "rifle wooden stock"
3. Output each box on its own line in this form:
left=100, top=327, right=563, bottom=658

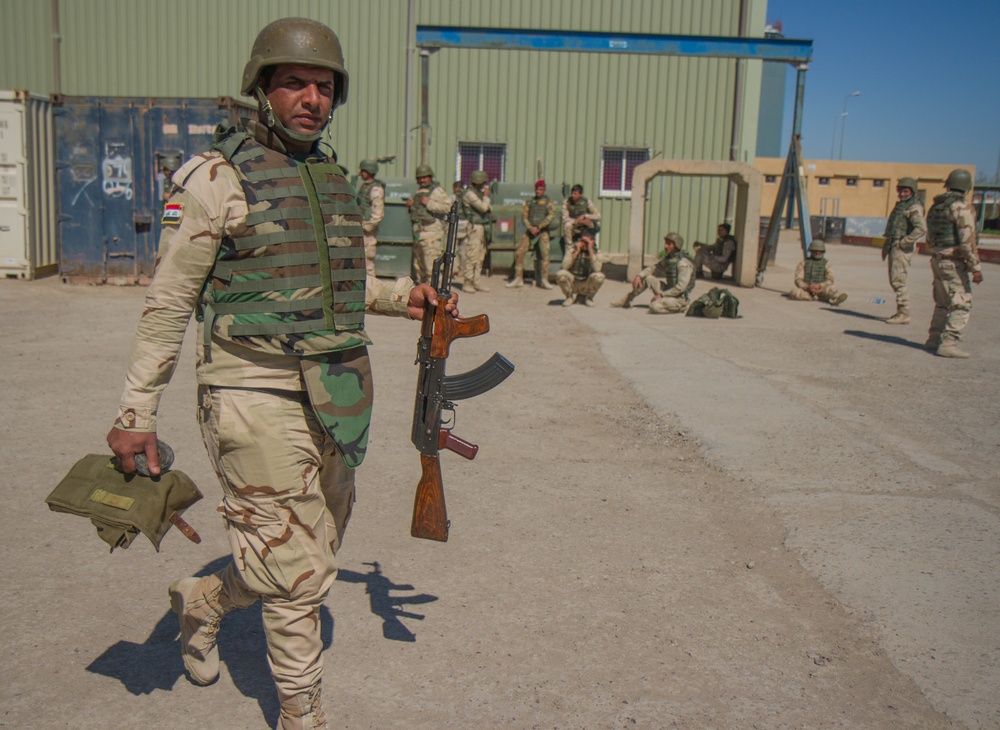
left=411, top=453, right=449, bottom=542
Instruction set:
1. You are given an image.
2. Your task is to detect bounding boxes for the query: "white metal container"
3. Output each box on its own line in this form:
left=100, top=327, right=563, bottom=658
left=0, top=90, right=57, bottom=279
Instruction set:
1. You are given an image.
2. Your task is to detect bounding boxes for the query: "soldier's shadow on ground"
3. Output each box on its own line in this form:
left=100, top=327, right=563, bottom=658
left=823, top=307, right=891, bottom=322
left=843, top=329, right=927, bottom=351
left=85, top=558, right=435, bottom=724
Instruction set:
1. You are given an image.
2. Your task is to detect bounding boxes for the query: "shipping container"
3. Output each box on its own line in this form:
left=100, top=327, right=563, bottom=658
left=487, top=180, right=567, bottom=281
left=0, top=90, right=57, bottom=279
left=54, top=96, right=254, bottom=284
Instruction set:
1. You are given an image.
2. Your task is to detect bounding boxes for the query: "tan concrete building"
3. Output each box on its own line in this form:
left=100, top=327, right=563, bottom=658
left=755, top=159, right=976, bottom=219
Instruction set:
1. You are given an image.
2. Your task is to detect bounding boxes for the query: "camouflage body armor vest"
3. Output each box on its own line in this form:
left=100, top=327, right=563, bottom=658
left=198, top=129, right=366, bottom=355
left=803, top=257, right=827, bottom=285
left=409, top=183, right=441, bottom=225
left=566, top=197, right=590, bottom=220
left=459, top=187, right=491, bottom=225
left=527, top=197, right=551, bottom=227
left=357, top=178, right=385, bottom=221
left=926, top=191, right=963, bottom=248
left=885, top=195, right=918, bottom=241
left=663, top=253, right=695, bottom=296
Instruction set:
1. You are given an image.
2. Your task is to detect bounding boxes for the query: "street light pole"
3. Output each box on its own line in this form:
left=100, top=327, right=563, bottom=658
left=838, top=91, right=861, bottom=161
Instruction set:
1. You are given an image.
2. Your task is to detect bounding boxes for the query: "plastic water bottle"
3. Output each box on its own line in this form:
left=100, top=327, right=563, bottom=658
left=869, top=297, right=885, bottom=304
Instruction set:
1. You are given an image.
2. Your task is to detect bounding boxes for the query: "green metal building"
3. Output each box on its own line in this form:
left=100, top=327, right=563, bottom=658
left=0, top=0, right=769, bottom=262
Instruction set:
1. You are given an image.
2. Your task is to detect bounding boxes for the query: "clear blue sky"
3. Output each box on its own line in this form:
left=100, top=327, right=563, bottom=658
left=767, top=0, right=998, bottom=180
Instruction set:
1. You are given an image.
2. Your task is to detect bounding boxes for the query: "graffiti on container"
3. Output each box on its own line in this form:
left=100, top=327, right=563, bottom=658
left=102, top=142, right=133, bottom=200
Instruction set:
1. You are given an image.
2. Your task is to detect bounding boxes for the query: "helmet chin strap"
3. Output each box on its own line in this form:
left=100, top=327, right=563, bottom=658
left=255, top=87, right=332, bottom=145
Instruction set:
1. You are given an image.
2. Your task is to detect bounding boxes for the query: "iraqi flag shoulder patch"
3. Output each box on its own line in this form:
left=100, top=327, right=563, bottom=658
left=162, top=202, right=184, bottom=225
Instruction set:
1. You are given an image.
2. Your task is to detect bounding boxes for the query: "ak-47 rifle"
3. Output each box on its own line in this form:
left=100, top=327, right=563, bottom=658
left=410, top=202, right=515, bottom=542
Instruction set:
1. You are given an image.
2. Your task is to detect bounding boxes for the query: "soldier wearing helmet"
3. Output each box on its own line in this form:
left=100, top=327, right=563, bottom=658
left=924, top=169, right=983, bottom=358
left=456, top=169, right=493, bottom=292
left=406, top=163, right=451, bottom=283
left=357, top=159, right=385, bottom=281
left=561, top=184, right=602, bottom=246
left=105, top=18, right=457, bottom=730
left=507, top=180, right=555, bottom=289
left=611, top=232, right=695, bottom=313
left=880, top=177, right=926, bottom=325
left=788, top=239, right=848, bottom=305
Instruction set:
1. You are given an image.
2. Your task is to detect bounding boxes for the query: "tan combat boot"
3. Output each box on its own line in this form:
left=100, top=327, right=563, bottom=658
left=562, top=296, right=574, bottom=307
left=462, top=279, right=477, bottom=293
left=537, top=274, right=553, bottom=290
left=611, top=291, right=637, bottom=309
left=278, top=684, right=328, bottom=730
left=885, top=309, right=910, bottom=325
left=505, top=266, right=524, bottom=288
left=473, top=274, right=490, bottom=292
left=830, top=292, right=848, bottom=306
left=169, top=574, right=239, bottom=685
left=936, top=342, right=970, bottom=359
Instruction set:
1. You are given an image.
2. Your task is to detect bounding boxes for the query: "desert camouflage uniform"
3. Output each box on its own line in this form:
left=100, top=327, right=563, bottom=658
left=458, top=185, right=491, bottom=290
left=883, top=196, right=926, bottom=315
left=693, top=234, right=737, bottom=278
left=638, top=253, right=695, bottom=314
left=358, top=178, right=385, bottom=282
left=410, top=182, right=450, bottom=283
left=556, top=241, right=605, bottom=303
left=514, top=195, right=555, bottom=283
left=113, top=121, right=414, bottom=714
left=561, top=196, right=601, bottom=245
left=926, top=192, right=981, bottom=348
left=789, top=257, right=843, bottom=302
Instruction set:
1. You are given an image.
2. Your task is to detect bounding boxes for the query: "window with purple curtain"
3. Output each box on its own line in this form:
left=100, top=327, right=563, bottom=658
left=457, top=143, right=507, bottom=185
left=600, top=146, right=651, bottom=197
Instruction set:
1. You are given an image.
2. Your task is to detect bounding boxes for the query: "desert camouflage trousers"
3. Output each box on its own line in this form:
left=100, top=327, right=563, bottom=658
left=788, top=283, right=840, bottom=302
left=459, top=223, right=488, bottom=287
left=363, top=231, right=378, bottom=279
left=636, top=271, right=688, bottom=314
left=414, top=225, right=443, bottom=284
left=888, top=245, right=913, bottom=311
left=928, top=256, right=973, bottom=345
left=556, top=270, right=605, bottom=299
left=514, top=231, right=550, bottom=277
left=197, top=384, right=355, bottom=704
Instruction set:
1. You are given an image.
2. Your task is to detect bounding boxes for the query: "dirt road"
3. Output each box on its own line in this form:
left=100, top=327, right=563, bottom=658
left=1, top=234, right=996, bottom=728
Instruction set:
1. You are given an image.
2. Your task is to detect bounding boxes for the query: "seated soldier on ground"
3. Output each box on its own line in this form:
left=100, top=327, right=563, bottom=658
left=556, top=229, right=605, bottom=307
left=692, top=223, right=737, bottom=279
left=788, top=240, right=848, bottom=305
left=611, top=232, right=694, bottom=314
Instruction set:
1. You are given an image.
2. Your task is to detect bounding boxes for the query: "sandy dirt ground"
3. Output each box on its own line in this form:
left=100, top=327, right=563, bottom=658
left=1, top=233, right=997, bottom=729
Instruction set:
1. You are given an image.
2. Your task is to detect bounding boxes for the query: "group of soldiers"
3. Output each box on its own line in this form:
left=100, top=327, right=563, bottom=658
left=784, top=169, right=983, bottom=358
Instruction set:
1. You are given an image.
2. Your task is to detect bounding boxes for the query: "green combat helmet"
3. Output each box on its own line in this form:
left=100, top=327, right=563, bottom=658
left=46, top=444, right=203, bottom=552
left=241, top=17, right=350, bottom=144
left=470, top=170, right=488, bottom=186
left=945, top=169, right=972, bottom=193
left=359, top=159, right=379, bottom=175
left=665, top=232, right=685, bottom=249
left=897, top=177, right=918, bottom=194
left=809, top=240, right=826, bottom=253
left=415, top=164, right=435, bottom=179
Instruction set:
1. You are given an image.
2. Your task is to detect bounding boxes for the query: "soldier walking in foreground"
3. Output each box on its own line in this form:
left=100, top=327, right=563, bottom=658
left=507, top=180, right=554, bottom=289
left=882, top=177, right=926, bottom=324
left=612, top=232, right=694, bottom=314
left=788, top=240, right=848, bottom=305
left=357, top=159, right=385, bottom=282
left=925, top=169, right=983, bottom=358
left=105, top=18, right=456, bottom=729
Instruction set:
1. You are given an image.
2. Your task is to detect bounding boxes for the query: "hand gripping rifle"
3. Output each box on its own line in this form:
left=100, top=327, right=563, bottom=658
left=411, top=202, right=515, bottom=541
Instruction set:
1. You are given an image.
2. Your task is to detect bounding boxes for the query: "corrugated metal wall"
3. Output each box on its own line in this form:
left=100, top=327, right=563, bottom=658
left=0, top=0, right=766, bottom=259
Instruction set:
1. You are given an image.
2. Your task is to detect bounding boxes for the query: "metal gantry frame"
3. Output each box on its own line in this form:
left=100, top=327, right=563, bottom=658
left=414, top=25, right=814, bottom=286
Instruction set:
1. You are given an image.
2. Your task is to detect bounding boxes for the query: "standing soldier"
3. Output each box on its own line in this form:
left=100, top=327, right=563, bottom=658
left=507, top=180, right=554, bottom=289
left=406, top=163, right=450, bottom=283
left=458, top=169, right=492, bottom=293
left=105, top=18, right=457, bottom=730
left=925, top=169, right=983, bottom=358
left=556, top=228, right=605, bottom=306
left=881, top=177, right=926, bottom=324
left=787, top=240, right=848, bottom=305
left=561, top=184, right=601, bottom=246
left=611, top=232, right=694, bottom=314
left=357, top=159, right=385, bottom=281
